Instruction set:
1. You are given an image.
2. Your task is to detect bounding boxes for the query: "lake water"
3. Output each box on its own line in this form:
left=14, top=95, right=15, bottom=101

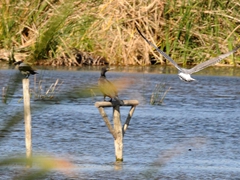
left=0, top=64, right=240, bottom=179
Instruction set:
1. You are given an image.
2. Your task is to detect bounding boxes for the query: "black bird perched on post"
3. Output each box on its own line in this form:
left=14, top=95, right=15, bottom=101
left=14, top=60, right=38, bottom=78
left=98, top=67, right=122, bottom=104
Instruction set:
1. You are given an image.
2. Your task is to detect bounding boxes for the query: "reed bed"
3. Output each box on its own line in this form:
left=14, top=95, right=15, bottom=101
left=0, top=0, right=239, bottom=66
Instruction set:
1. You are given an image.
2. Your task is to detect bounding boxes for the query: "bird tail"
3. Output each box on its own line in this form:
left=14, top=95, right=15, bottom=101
left=30, top=70, right=38, bottom=75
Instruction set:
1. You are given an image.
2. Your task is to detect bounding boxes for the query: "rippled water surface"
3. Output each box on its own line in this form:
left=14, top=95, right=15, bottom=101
left=0, top=65, right=240, bottom=179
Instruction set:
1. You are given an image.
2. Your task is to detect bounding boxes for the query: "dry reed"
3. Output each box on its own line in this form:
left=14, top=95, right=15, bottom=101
left=1, top=0, right=239, bottom=66
left=84, top=0, right=165, bottom=65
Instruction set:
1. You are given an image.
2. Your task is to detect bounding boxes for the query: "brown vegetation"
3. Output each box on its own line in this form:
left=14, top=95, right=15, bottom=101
left=0, top=0, right=239, bottom=66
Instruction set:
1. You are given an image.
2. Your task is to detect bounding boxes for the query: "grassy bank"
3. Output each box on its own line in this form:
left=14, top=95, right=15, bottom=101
left=0, top=0, right=239, bottom=66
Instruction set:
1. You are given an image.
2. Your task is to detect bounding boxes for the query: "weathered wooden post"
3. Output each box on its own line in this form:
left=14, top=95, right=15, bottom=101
left=113, top=105, right=123, bottom=161
left=22, top=79, right=32, bottom=167
left=95, top=100, right=139, bottom=161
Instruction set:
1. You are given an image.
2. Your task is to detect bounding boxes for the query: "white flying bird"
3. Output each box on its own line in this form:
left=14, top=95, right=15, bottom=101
left=136, top=26, right=240, bottom=82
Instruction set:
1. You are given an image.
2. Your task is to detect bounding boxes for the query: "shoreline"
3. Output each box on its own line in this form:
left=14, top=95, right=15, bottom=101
left=1, top=48, right=239, bottom=67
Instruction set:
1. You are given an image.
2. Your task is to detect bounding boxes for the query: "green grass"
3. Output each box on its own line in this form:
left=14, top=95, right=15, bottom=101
left=0, top=0, right=239, bottom=66
left=32, top=1, right=75, bottom=60
left=162, top=0, right=240, bottom=65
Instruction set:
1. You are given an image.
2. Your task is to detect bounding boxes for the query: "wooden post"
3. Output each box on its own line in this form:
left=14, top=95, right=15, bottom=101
left=113, top=105, right=123, bottom=161
left=22, top=79, right=32, bottom=167
left=123, top=106, right=136, bottom=136
left=97, top=107, right=117, bottom=139
left=95, top=100, right=139, bottom=162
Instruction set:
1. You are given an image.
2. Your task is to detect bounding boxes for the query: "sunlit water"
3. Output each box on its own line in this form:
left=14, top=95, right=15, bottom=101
left=0, top=64, right=240, bottom=179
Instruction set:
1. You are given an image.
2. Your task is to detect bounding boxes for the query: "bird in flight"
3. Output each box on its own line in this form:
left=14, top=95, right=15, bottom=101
left=14, top=60, right=38, bottom=78
left=136, top=26, right=240, bottom=82
left=98, top=67, right=122, bottom=104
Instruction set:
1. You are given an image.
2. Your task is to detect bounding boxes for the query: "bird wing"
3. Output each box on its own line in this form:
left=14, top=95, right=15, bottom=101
left=109, top=81, right=118, bottom=95
left=136, top=26, right=183, bottom=72
left=19, top=64, right=37, bottom=74
left=98, top=78, right=118, bottom=98
left=187, top=45, right=240, bottom=74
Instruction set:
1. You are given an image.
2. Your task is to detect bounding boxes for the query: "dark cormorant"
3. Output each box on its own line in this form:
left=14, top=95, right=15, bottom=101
left=14, top=60, right=38, bottom=78
left=98, top=67, right=122, bottom=103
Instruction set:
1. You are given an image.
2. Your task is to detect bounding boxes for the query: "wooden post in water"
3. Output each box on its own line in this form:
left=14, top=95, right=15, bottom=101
left=113, top=105, right=123, bottom=161
left=95, top=100, right=139, bottom=162
left=22, top=79, right=32, bottom=167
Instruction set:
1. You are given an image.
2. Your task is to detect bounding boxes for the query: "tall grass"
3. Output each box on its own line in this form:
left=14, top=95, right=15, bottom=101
left=0, top=0, right=239, bottom=66
left=32, top=78, right=64, bottom=100
left=162, top=0, right=240, bottom=65
left=32, top=1, right=75, bottom=60
left=150, top=83, right=171, bottom=105
left=85, top=0, right=165, bottom=65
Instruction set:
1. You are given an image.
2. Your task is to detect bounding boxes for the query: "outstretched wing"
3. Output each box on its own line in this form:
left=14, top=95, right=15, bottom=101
left=188, top=45, right=240, bottom=74
left=136, top=26, right=183, bottom=72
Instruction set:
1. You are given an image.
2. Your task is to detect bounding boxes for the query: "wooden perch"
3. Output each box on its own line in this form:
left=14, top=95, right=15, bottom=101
left=123, top=106, right=136, bottom=136
left=97, top=107, right=117, bottom=139
left=95, top=100, right=139, bottom=108
left=95, top=99, right=139, bottom=161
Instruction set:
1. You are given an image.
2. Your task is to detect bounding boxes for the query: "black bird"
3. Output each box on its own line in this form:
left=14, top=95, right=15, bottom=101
left=98, top=67, right=122, bottom=103
left=14, top=60, right=38, bottom=78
